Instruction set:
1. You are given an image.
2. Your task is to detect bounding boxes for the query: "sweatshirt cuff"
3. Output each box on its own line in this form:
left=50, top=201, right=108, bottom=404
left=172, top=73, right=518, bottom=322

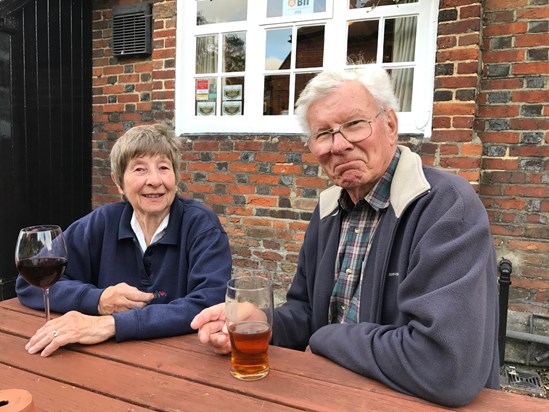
left=79, top=287, right=104, bottom=315
left=112, top=310, right=137, bottom=342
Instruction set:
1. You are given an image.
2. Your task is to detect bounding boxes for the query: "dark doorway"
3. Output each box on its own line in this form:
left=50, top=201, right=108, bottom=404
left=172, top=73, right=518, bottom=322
left=0, top=0, right=92, bottom=299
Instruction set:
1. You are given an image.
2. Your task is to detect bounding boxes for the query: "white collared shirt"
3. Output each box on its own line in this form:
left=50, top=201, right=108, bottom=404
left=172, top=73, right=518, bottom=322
left=130, top=212, right=169, bottom=255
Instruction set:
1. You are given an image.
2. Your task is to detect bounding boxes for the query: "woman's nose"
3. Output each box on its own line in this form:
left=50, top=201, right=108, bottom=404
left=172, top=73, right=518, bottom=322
left=146, top=170, right=162, bottom=185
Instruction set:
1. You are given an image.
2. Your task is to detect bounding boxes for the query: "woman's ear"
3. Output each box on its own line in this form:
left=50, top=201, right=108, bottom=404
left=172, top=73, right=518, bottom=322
left=111, top=174, right=124, bottom=195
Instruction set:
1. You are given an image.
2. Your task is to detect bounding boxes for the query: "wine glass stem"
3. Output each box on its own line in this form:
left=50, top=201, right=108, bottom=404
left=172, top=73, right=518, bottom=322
left=43, top=288, right=51, bottom=322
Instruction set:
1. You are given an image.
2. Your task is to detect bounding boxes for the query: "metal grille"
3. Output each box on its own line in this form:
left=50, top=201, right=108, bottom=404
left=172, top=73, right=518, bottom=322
left=501, top=365, right=546, bottom=397
left=112, top=4, right=151, bottom=56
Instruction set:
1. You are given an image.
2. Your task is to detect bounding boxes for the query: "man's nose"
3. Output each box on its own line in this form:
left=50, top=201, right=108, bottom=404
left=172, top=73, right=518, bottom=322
left=330, top=130, right=353, bottom=152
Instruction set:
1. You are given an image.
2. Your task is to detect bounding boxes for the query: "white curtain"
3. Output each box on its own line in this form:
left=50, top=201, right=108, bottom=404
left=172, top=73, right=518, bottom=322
left=196, top=35, right=218, bottom=74
left=391, top=16, right=416, bottom=111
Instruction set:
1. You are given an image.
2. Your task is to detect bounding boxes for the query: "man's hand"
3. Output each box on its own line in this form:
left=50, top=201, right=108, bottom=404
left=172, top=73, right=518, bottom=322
left=98, top=282, right=154, bottom=315
left=191, top=301, right=268, bottom=355
left=190, top=303, right=232, bottom=354
left=25, top=311, right=116, bottom=357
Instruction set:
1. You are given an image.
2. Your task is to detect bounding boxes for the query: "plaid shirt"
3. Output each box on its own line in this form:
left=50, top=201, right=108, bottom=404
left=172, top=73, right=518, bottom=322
left=329, top=148, right=401, bottom=324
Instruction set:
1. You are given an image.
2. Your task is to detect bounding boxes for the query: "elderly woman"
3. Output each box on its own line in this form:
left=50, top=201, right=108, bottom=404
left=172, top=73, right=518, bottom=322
left=16, top=124, right=232, bottom=357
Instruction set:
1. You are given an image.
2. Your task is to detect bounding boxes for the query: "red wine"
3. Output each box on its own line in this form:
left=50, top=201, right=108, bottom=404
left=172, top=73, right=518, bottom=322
left=17, top=257, right=67, bottom=289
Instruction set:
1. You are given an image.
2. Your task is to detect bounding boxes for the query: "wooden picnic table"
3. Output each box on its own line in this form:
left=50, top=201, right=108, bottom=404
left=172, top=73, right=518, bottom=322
left=0, top=297, right=547, bottom=411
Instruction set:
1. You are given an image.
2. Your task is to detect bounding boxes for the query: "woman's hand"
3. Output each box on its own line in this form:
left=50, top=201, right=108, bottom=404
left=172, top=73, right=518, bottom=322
left=98, top=282, right=154, bottom=315
left=25, top=311, right=116, bottom=357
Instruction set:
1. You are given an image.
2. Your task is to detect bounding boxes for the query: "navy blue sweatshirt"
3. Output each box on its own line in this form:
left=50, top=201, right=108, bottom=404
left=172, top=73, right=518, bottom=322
left=16, top=195, right=232, bottom=341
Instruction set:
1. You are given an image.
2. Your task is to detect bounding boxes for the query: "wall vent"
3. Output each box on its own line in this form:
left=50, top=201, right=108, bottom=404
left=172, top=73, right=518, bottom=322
left=112, top=3, right=152, bottom=57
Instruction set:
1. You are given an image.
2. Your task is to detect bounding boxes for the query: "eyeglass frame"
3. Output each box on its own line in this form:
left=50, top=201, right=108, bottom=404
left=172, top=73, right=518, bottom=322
left=305, top=110, right=384, bottom=150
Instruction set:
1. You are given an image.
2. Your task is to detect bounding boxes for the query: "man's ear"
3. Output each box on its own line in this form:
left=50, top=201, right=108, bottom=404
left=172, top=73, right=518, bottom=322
left=385, top=108, right=399, bottom=144
left=111, top=174, right=124, bottom=195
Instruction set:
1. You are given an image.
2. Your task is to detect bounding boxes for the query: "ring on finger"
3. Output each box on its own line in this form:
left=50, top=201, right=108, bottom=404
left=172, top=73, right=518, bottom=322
left=52, top=329, right=58, bottom=338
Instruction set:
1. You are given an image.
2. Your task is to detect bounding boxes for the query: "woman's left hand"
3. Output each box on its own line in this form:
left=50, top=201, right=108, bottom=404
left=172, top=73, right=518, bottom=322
left=25, top=311, right=116, bottom=357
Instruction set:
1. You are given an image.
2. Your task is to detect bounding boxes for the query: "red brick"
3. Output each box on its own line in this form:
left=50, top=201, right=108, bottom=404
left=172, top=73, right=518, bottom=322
left=482, top=158, right=520, bottom=170
left=435, top=75, right=478, bottom=88
left=431, top=129, right=474, bottom=142
left=228, top=185, right=255, bottom=194
left=440, top=156, right=481, bottom=169
left=477, top=105, right=520, bottom=118
left=483, top=22, right=528, bottom=37
left=515, top=33, right=549, bottom=48
left=437, top=48, right=480, bottom=62
left=504, top=185, right=549, bottom=197
left=477, top=131, right=520, bottom=144
left=511, top=90, right=548, bottom=103
left=187, top=184, right=213, bottom=193
left=512, top=62, right=549, bottom=76
left=208, top=174, right=234, bottom=183
left=248, top=196, right=277, bottom=207
left=229, top=163, right=256, bottom=173
left=272, top=164, right=303, bottom=174
left=452, top=116, right=475, bottom=128
left=188, top=163, right=215, bottom=172
left=250, top=175, right=279, bottom=185
left=517, top=8, right=549, bottom=20
left=483, top=49, right=525, bottom=63
left=440, top=144, right=460, bottom=155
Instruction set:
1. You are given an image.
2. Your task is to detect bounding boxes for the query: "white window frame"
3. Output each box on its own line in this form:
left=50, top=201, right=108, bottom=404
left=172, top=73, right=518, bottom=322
left=176, top=1, right=439, bottom=137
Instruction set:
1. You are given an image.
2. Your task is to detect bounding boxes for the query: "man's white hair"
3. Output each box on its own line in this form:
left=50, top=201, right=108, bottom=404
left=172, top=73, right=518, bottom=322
left=295, top=65, right=399, bottom=135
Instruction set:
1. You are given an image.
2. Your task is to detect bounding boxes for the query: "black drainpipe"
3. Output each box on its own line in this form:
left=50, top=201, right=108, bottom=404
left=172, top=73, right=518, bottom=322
left=498, top=258, right=512, bottom=367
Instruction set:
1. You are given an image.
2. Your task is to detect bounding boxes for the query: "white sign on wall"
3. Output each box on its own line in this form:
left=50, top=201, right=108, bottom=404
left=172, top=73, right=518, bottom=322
left=282, top=0, right=314, bottom=16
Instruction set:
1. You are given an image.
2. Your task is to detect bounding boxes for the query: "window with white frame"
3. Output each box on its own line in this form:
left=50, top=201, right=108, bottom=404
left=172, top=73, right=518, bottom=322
left=176, top=0, right=439, bottom=136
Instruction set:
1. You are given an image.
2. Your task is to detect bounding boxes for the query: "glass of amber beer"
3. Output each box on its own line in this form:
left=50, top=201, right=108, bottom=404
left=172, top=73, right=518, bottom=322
left=225, top=276, right=273, bottom=381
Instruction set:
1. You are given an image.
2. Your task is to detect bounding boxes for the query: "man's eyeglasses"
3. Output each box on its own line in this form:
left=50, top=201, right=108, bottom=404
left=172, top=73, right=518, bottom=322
left=306, top=111, right=384, bottom=154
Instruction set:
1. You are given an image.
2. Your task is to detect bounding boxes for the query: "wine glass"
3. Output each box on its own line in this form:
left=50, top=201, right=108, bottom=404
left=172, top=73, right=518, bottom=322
left=15, top=225, right=68, bottom=323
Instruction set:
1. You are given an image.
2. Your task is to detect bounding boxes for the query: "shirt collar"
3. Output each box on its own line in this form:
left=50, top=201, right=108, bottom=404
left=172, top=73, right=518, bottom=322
left=131, top=212, right=170, bottom=254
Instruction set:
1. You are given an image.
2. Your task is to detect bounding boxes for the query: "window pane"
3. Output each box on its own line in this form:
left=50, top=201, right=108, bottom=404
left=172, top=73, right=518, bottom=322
left=222, top=77, right=245, bottom=116
left=265, top=28, right=292, bottom=70
left=383, top=16, right=417, bottom=63
left=224, top=32, right=246, bottom=72
left=347, top=20, right=379, bottom=64
left=349, top=0, right=417, bottom=9
left=197, top=0, right=248, bottom=25
left=195, top=78, right=217, bottom=116
left=264, top=75, right=289, bottom=115
left=389, top=68, right=414, bottom=112
left=196, top=35, right=218, bottom=74
left=267, top=0, right=326, bottom=18
left=296, top=26, right=325, bottom=68
left=295, top=72, right=319, bottom=106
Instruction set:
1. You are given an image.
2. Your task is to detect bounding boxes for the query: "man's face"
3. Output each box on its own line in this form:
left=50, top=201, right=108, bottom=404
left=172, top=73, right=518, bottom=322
left=306, top=81, right=398, bottom=202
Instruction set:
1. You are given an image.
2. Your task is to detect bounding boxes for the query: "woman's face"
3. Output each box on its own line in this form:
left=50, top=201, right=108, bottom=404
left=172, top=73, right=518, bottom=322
left=115, top=154, right=177, bottom=221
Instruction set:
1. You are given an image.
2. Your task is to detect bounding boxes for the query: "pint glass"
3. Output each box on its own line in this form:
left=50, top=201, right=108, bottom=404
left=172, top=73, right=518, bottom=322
left=225, top=276, right=273, bottom=381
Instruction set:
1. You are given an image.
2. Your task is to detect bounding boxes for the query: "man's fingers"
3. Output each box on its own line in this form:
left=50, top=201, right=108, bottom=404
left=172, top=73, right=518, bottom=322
left=196, top=320, right=226, bottom=344
left=191, top=303, right=225, bottom=330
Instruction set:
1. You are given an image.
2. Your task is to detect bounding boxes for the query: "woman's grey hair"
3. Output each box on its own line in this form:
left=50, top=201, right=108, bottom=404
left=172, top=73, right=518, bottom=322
left=110, top=124, right=182, bottom=188
left=294, top=65, right=400, bottom=135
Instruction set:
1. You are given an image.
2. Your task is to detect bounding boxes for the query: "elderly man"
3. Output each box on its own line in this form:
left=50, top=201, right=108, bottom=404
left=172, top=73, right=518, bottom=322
left=191, top=65, right=499, bottom=407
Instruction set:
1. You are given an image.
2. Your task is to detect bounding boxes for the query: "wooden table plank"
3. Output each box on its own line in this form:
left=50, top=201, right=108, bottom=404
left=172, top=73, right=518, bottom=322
left=0, top=364, right=152, bottom=412
left=0, top=333, right=298, bottom=412
left=2, top=298, right=548, bottom=412
left=0, top=305, right=442, bottom=411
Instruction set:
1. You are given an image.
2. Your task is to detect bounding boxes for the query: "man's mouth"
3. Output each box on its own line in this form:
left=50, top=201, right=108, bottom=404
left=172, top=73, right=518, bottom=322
left=143, top=193, right=164, bottom=198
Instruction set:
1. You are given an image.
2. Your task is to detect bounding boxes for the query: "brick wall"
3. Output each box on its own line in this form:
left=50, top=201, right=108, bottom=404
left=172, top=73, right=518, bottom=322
left=478, top=0, right=549, bottom=314
left=91, top=0, right=549, bottom=311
